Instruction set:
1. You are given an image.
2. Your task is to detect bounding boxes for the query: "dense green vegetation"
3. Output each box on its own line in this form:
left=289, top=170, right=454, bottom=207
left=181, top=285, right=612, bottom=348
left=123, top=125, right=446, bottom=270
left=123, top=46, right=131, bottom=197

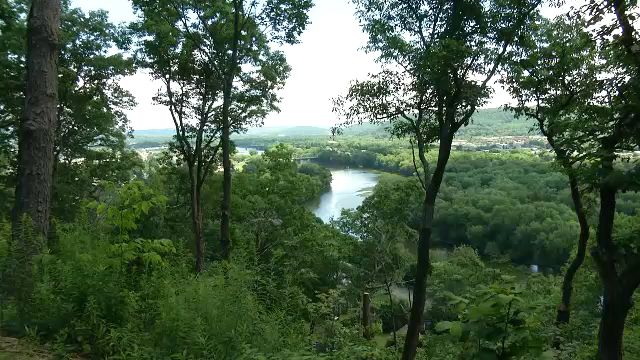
left=1, top=0, right=639, bottom=359
left=5, top=140, right=640, bottom=359
left=2, top=145, right=352, bottom=359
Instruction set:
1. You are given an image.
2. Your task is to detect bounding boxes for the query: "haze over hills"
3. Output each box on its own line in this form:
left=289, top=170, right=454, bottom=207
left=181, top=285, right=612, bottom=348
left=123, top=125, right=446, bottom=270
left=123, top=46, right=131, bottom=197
left=130, top=108, right=537, bottom=149
left=133, top=126, right=330, bottom=138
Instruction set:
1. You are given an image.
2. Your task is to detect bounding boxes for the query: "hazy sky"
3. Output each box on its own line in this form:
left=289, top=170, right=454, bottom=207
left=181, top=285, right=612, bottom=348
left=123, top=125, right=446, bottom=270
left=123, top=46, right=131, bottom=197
left=71, top=0, right=562, bottom=130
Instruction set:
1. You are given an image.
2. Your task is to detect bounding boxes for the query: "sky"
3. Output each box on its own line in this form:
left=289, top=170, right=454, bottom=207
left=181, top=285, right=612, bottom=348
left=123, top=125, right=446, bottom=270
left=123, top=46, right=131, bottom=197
left=70, top=0, right=563, bottom=130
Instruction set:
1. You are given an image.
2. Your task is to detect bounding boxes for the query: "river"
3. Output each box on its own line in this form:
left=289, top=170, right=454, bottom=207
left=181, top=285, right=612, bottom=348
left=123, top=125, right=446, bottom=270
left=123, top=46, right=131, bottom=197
left=310, top=168, right=380, bottom=222
left=237, top=146, right=264, bottom=155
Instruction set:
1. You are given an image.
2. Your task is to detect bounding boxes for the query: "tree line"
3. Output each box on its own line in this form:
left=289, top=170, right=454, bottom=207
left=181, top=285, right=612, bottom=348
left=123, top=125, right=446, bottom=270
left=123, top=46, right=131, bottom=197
left=1, top=0, right=639, bottom=359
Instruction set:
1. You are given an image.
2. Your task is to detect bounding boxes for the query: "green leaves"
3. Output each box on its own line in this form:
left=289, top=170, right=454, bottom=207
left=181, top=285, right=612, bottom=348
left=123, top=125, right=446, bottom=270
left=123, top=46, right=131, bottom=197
left=435, top=280, right=546, bottom=359
left=88, top=180, right=167, bottom=239
left=109, top=238, right=177, bottom=271
left=435, top=320, right=464, bottom=338
left=347, top=0, right=542, bottom=114
left=261, top=0, right=313, bottom=44
left=0, top=1, right=139, bottom=220
left=131, top=0, right=311, bottom=140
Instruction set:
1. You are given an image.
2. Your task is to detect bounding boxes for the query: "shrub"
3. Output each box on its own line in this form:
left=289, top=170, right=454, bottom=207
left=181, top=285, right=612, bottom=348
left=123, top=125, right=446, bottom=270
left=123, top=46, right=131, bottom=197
left=151, top=264, right=308, bottom=358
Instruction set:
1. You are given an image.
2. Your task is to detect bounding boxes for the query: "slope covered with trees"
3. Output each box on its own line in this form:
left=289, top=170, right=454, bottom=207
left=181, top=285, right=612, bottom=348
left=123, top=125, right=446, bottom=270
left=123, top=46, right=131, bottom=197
left=0, top=0, right=639, bottom=359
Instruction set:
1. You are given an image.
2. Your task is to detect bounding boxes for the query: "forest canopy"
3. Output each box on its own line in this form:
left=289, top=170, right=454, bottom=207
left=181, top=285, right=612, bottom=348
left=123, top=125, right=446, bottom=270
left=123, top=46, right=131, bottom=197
left=0, top=0, right=639, bottom=359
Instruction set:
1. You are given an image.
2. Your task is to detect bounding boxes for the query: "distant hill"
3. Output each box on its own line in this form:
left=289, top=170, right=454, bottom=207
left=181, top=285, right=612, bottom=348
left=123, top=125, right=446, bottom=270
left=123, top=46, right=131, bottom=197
left=460, top=108, right=537, bottom=137
left=334, top=108, right=536, bottom=138
left=132, top=125, right=330, bottom=140
left=130, top=108, right=537, bottom=149
left=239, top=126, right=330, bottom=137
left=340, top=122, right=389, bottom=136
left=129, top=126, right=332, bottom=149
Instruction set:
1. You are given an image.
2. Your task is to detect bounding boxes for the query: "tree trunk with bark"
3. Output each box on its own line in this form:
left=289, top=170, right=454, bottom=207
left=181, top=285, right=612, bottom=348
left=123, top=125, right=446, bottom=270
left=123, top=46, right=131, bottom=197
left=219, top=0, right=241, bottom=260
left=402, top=134, right=452, bottom=360
left=11, top=0, right=60, bottom=322
left=362, top=292, right=372, bottom=339
left=12, top=0, right=61, bottom=242
left=537, top=117, right=591, bottom=326
left=597, top=280, right=632, bottom=360
left=556, top=175, right=590, bottom=324
left=190, top=179, right=205, bottom=273
left=220, top=105, right=231, bottom=259
left=591, top=156, right=637, bottom=360
left=386, top=282, right=398, bottom=347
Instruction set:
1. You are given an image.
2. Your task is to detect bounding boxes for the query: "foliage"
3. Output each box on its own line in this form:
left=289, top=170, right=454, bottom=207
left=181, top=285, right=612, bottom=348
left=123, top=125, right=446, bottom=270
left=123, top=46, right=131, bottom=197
left=0, top=220, right=314, bottom=358
left=436, top=279, right=548, bottom=359
left=88, top=180, right=167, bottom=240
left=151, top=264, right=309, bottom=359
left=54, top=149, right=144, bottom=222
left=131, top=0, right=312, bottom=263
left=109, top=238, right=176, bottom=272
left=3, top=132, right=640, bottom=359
left=2, top=0, right=640, bottom=359
left=501, top=4, right=640, bottom=357
left=334, top=151, right=620, bottom=270
left=0, top=0, right=137, bottom=220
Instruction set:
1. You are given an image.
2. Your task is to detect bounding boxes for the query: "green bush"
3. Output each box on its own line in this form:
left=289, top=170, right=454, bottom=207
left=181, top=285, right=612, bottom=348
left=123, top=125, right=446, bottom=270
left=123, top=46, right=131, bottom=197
left=151, top=264, right=308, bottom=359
left=1, top=220, right=312, bottom=359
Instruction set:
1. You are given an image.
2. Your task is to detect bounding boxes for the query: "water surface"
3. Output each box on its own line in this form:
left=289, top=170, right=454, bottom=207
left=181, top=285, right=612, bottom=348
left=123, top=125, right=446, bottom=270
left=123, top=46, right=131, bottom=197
left=311, top=168, right=379, bottom=222
left=237, top=146, right=264, bottom=155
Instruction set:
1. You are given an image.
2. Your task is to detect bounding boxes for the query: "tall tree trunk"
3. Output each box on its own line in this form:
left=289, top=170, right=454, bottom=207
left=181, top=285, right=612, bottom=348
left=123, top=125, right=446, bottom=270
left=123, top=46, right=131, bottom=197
left=12, top=0, right=60, bottom=241
left=402, top=135, right=452, bottom=360
left=220, top=82, right=232, bottom=260
left=47, top=147, right=62, bottom=252
left=362, top=292, right=372, bottom=339
left=543, top=126, right=590, bottom=326
left=11, top=0, right=60, bottom=322
left=386, top=282, right=398, bottom=347
left=592, top=161, right=632, bottom=360
left=219, top=0, right=241, bottom=260
left=190, top=179, right=205, bottom=273
left=597, top=280, right=632, bottom=360
left=556, top=174, right=589, bottom=324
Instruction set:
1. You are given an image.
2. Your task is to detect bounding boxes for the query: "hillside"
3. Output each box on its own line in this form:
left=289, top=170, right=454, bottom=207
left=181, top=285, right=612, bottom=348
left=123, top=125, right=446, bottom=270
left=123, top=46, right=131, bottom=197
left=460, top=108, right=536, bottom=137
left=130, top=126, right=331, bottom=148
left=130, top=108, right=535, bottom=149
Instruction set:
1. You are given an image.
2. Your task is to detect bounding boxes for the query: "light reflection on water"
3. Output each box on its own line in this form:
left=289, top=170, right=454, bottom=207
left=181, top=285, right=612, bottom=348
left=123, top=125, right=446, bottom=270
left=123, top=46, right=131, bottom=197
left=237, top=146, right=264, bottom=155
left=311, top=168, right=380, bottom=223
